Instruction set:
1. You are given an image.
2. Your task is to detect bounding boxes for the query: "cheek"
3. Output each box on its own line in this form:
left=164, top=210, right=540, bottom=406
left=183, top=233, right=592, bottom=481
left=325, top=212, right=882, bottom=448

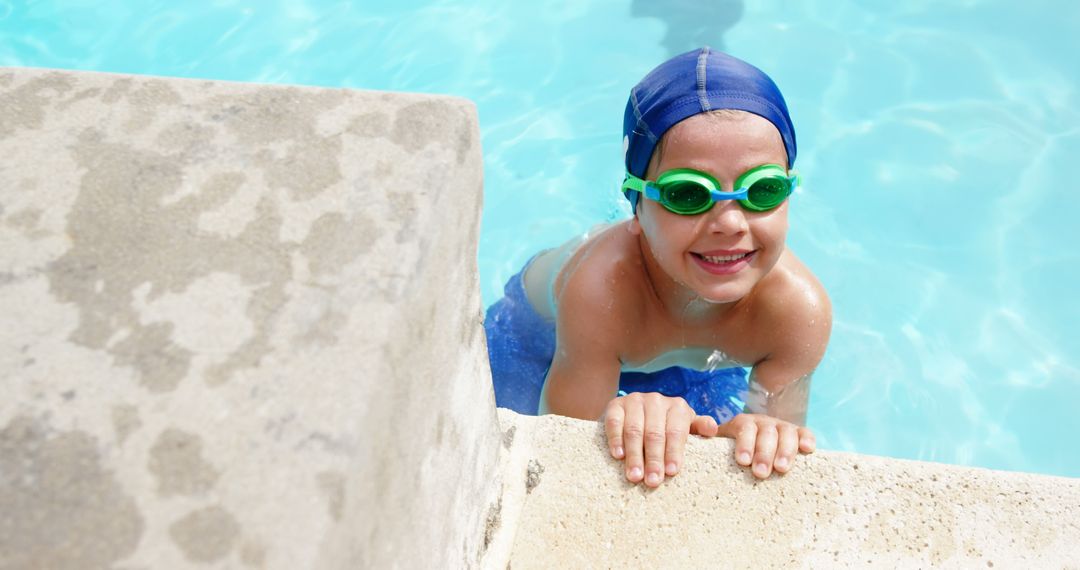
left=637, top=202, right=668, bottom=240
left=638, top=212, right=693, bottom=268
left=770, top=218, right=789, bottom=242
left=754, top=206, right=789, bottom=239
left=642, top=209, right=697, bottom=250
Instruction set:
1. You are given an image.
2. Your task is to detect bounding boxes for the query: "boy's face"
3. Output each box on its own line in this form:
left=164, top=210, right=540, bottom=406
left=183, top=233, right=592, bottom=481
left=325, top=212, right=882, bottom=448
left=630, top=112, right=790, bottom=304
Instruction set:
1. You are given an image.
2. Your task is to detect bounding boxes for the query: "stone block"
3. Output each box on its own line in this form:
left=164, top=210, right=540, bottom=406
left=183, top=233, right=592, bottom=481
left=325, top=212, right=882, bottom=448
left=0, top=67, right=501, bottom=569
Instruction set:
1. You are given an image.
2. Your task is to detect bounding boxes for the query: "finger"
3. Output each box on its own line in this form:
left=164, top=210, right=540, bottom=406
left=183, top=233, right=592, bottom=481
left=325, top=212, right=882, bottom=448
left=603, top=400, right=626, bottom=459
left=642, top=395, right=668, bottom=487
left=622, top=397, right=645, bottom=483
left=798, top=427, right=817, bottom=454
left=773, top=423, right=800, bottom=474
left=731, top=417, right=757, bottom=468
left=689, top=414, right=718, bottom=437
left=663, top=403, right=694, bottom=477
left=752, top=422, right=779, bottom=479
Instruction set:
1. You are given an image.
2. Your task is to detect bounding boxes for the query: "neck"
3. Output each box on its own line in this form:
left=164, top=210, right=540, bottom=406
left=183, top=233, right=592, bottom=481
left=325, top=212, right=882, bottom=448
left=636, top=233, right=740, bottom=327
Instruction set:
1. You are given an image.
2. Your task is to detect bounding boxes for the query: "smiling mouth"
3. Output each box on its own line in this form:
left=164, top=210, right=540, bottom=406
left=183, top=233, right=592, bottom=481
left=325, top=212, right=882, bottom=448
left=690, top=250, right=756, bottom=273
left=695, top=252, right=753, bottom=264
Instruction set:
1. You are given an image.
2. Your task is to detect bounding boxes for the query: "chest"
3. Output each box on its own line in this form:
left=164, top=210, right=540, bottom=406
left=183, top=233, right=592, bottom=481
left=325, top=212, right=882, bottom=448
left=617, top=311, right=761, bottom=372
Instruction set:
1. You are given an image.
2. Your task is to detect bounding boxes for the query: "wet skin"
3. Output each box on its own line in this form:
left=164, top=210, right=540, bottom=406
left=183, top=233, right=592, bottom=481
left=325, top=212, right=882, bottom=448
left=539, top=112, right=832, bottom=485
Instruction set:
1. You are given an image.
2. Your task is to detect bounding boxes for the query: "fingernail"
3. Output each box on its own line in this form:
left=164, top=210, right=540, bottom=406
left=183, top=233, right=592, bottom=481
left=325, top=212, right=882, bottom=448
left=629, top=467, right=642, bottom=480
left=614, top=446, right=624, bottom=458
left=646, top=472, right=660, bottom=485
left=739, top=452, right=751, bottom=465
left=754, top=463, right=768, bottom=477
left=776, top=457, right=789, bottom=470
left=666, top=462, right=678, bottom=475
left=801, top=438, right=814, bottom=450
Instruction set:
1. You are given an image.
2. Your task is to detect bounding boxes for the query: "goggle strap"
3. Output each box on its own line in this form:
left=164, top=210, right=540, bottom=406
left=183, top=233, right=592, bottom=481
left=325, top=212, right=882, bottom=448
left=622, top=174, right=665, bottom=201
left=645, top=183, right=661, bottom=201
left=621, top=174, right=645, bottom=193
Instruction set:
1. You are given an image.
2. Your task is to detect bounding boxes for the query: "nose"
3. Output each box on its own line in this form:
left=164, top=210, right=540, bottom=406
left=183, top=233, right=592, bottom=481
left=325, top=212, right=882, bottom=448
left=704, top=200, right=749, bottom=235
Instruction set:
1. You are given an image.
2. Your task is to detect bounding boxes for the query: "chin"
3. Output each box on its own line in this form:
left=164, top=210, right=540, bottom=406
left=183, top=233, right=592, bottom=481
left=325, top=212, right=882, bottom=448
left=693, top=282, right=752, bottom=305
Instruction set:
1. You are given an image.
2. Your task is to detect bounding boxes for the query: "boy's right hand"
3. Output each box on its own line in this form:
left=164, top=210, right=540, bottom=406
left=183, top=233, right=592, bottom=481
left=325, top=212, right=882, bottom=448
left=603, top=392, right=720, bottom=487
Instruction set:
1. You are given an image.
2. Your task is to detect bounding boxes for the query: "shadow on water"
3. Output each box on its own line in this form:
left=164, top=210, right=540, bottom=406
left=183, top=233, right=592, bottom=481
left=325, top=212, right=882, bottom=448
left=630, top=0, right=744, bottom=55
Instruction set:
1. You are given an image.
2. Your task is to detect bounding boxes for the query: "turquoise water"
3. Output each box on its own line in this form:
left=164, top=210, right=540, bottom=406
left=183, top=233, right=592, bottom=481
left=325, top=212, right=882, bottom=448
left=4, top=0, right=1078, bottom=477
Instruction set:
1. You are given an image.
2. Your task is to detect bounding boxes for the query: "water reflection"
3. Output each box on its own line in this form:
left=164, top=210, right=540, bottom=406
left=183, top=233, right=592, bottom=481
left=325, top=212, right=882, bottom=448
left=630, top=0, right=743, bottom=55
left=703, top=348, right=813, bottom=425
left=743, top=369, right=813, bottom=426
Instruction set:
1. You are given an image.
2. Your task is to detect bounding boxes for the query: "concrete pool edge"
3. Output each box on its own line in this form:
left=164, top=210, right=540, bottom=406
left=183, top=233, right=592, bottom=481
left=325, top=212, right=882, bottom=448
left=489, top=410, right=1080, bottom=568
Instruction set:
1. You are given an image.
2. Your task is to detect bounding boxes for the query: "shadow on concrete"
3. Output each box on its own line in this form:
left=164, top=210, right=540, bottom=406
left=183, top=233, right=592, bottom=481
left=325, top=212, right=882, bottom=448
left=630, top=0, right=744, bottom=56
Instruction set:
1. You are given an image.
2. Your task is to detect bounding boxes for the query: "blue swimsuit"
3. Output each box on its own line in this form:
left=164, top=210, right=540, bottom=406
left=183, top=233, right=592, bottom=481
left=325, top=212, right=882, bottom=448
left=483, top=249, right=748, bottom=423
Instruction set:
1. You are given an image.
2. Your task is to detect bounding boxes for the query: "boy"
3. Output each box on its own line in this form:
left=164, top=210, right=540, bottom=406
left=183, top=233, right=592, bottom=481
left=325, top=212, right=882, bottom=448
left=485, top=48, right=831, bottom=487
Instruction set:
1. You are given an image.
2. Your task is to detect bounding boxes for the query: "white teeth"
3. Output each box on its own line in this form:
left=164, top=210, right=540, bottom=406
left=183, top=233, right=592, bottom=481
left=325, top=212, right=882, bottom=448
left=701, top=252, right=750, bottom=263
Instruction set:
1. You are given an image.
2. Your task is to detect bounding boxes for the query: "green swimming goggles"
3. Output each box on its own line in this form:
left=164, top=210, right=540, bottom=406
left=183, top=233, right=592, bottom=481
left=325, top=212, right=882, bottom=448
left=622, top=164, right=799, bottom=215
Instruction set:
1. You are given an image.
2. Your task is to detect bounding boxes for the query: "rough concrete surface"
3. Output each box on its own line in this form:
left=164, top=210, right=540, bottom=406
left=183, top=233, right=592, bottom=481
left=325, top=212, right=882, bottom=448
left=494, top=410, right=1080, bottom=569
left=0, top=67, right=501, bottom=569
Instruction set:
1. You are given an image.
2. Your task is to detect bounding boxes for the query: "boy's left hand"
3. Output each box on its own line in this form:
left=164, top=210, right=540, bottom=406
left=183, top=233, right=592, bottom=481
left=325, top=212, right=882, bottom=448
left=716, top=413, right=816, bottom=479
left=603, top=393, right=816, bottom=486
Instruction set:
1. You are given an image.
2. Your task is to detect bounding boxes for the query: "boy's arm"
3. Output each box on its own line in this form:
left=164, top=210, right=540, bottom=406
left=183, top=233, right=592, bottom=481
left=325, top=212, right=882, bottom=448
left=541, top=320, right=718, bottom=488
left=716, top=280, right=832, bottom=478
left=540, top=272, right=720, bottom=488
left=744, top=281, right=833, bottom=425
left=538, top=276, right=622, bottom=419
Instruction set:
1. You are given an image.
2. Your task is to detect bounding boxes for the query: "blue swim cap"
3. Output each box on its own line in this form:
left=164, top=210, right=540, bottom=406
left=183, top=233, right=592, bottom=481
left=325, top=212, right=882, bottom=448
left=622, top=47, right=797, bottom=211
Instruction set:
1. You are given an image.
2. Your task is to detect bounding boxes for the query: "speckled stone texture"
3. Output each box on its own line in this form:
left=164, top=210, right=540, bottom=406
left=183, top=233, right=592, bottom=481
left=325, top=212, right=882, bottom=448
left=495, top=410, right=1080, bottom=569
left=0, top=67, right=501, bottom=569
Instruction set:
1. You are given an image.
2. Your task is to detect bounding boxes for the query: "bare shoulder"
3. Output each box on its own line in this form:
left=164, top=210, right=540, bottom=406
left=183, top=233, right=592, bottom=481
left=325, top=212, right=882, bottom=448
left=751, top=249, right=832, bottom=365
left=554, top=222, right=647, bottom=338
left=758, top=249, right=831, bottom=322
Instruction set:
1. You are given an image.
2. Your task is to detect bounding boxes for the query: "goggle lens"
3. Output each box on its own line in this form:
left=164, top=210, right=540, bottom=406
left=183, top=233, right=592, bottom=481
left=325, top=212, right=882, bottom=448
left=745, top=176, right=789, bottom=210
left=661, top=182, right=711, bottom=214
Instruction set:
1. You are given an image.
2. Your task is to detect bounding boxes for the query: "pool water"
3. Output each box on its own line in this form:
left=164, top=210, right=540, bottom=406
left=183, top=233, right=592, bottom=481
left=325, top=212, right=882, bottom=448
left=4, top=0, right=1078, bottom=477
